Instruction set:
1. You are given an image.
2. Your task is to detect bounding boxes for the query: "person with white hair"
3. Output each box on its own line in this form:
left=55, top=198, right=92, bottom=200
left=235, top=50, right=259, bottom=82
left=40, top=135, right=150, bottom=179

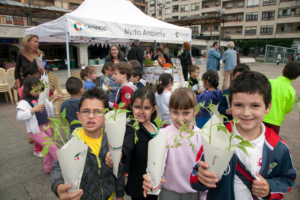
left=221, top=41, right=237, bottom=91
left=127, top=39, right=145, bottom=70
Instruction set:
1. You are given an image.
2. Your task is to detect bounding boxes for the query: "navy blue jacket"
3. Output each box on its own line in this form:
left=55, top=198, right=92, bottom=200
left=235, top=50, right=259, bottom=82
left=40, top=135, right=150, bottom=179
left=190, top=124, right=297, bottom=200
left=196, top=88, right=222, bottom=118
left=217, top=89, right=233, bottom=125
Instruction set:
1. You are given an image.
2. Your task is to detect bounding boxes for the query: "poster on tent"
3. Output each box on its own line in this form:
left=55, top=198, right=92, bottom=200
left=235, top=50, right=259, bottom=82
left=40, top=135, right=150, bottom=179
left=163, top=69, right=172, bottom=75
left=173, top=70, right=180, bottom=82
left=153, top=70, right=164, bottom=80
left=144, top=70, right=154, bottom=83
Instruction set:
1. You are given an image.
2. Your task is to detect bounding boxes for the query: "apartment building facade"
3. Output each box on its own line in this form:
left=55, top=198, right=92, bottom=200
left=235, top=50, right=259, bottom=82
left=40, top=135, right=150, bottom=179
left=148, top=0, right=300, bottom=50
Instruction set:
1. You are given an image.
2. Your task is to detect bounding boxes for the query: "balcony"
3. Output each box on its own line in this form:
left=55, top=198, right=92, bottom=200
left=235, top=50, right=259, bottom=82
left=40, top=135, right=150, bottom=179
left=278, top=13, right=300, bottom=18
left=0, top=15, right=53, bottom=26
left=263, top=0, right=277, bottom=6
left=245, top=30, right=257, bottom=35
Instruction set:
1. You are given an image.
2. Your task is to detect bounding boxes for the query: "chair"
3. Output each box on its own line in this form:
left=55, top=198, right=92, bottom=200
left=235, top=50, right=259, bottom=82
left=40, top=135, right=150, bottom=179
left=71, top=70, right=84, bottom=86
left=48, top=72, right=70, bottom=117
left=7, top=68, right=19, bottom=103
left=0, top=68, right=14, bottom=104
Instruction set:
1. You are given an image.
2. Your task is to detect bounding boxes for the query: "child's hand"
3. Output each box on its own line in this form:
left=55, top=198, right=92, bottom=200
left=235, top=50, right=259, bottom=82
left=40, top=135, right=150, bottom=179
left=109, top=86, right=113, bottom=90
left=31, top=104, right=45, bottom=114
left=198, top=161, right=218, bottom=188
left=52, top=95, right=62, bottom=104
left=57, top=184, right=83, bottom=200
left=198, top=88, right=204, bottom=94
left=105, top=152, right=113, bottom=168
left=142, top=174, right=166, bottom=197
left=226, top=108, right=232, bottom=115
left=252, top=173, right=270, bottom=198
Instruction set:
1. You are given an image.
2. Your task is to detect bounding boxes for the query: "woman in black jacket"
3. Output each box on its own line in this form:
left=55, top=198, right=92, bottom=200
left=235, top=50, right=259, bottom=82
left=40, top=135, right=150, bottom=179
left=105, top=88, right=159, bottom=200
left=178, top=42, right=192, bottom=81
left=102, top=45, right=127, bottom=74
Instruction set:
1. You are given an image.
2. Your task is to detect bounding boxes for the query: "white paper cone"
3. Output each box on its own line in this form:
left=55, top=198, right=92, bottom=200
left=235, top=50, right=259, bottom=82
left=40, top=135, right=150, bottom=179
left=172, top=82, right=181, bottom=92
left=146, top=129, right=168, bottom=195
left=35, top=54, right=43, bottom=68
left=105, top=111, right=127, bottom=177
left=201, top=115, right=236, bottom=180
left=102, top=84, right=108, bottom=92
left=56, top=137, right=89, bottom=193
left=297, top=102, right=300, bottom=113
left=181, top=81, right=189, bottom=88
left=198, top=79, right=203, bottom=88
left=45, top=98, right=55, bottom=118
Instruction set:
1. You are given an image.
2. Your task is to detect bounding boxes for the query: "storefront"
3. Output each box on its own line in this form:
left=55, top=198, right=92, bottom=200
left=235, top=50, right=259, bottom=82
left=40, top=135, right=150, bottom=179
left=0, top=38, right=19, bottom=70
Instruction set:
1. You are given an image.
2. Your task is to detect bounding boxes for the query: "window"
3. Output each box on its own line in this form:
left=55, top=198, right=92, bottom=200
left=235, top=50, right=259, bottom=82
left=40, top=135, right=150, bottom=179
left=260, top=26, right=273, bottom=34
left=180, top=5, right=188, bottom=12
left=165, top=8, right=170, bottom=14
left=238, top=2, right=244, bottom=7
left=245, top=27, right=257, bottom=35
left=214, top=26, right=219, bottom=31
left=159, top=10, right=162, bottom=15
left=237, top=15, right=243, bottom=20
left=226, top=3, right=232, bottom=9
left=225, top=28, right=231, bottom=34
left=226, top=16, right=232, bottom=20
left=172, top=16, right=179, bottom=19
left=236, top=29, right=242, bottom=34
left=281, top=25, right=291, bottom=32
left=191, top=26, right=199, bottom=34
left=74, top=4, right=80, bottom=9
left=191, top=3, right=200, bottom=11
left=262, top=11, right=275, bottom=20
left=246, top=12, right=258, bottom=21
left=247, top=0, right=259, bottom=7
left=5, top=15, right=12, bottom=20
left=166, top=1, right=170, bottom=4
left=180, top=16, right=188, bottom=19
left=204, top=26, right=208, bottom=31
left=150, top=1, right=155, bottom=7
left=263, top=0, right=277, bottom=6
left=172, top=5, right=179, bottom=12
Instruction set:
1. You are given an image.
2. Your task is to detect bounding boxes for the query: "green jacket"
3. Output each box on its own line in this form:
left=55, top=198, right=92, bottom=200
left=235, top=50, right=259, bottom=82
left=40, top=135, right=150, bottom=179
left=263, top=76, right=296, bottom=126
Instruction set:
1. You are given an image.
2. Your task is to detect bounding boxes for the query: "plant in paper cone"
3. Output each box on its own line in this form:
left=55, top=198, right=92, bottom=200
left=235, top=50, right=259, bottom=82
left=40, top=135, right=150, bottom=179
left=30, top=79, right=50, bottom=93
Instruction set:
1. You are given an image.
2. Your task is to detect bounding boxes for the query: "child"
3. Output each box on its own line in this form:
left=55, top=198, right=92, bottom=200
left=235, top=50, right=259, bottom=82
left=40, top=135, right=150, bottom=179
left=188, top=65, right=203, bottom=95
left=132, top=66, right=145, bottom=89
left=105, top=87, right=158, bottom=200
left=155, top=73, right=173, bottom=127
left=100, top=61, right=119, bottom=102
left=50, top=87, right=124, bottom=200
left=263, top=61, right=300, bottom=134
left=109, top=62, right=137, bottom=109
left=60, top=77, right=83, bottom=134
left=80, top=65, right=97, bottom=90
left=18, top=68, right=41, bottom=99
left=196, top=70, right=222, bottom=129
left=142, top=88, right=206, bottom=200
left=190, top=71, right=297, bottom=200
left=129, top=60, right=147, bottom=87
left=16, top=76, right=61, bottom=171
left=218, top=64, right=250, bottom=125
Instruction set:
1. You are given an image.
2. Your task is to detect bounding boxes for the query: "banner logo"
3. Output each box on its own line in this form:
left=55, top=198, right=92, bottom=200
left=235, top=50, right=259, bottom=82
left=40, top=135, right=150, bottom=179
left=74, top=149, right=87, bottom=160
left=175, top=32, right=179, bottom=38
left=74, top=22, right=83, bottom=32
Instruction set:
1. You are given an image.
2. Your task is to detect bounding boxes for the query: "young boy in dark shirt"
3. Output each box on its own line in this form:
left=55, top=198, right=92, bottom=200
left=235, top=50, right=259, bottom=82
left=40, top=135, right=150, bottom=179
left=188, top=65, right=202, bottom=95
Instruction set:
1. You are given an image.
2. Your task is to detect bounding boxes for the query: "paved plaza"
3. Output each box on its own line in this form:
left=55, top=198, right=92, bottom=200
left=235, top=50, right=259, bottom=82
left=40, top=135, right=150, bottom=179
left=0, top=63, right=299, bottom=200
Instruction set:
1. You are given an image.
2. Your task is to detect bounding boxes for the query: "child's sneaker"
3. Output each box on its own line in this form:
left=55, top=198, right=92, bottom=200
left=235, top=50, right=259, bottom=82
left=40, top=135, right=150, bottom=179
left=34, top=151, right=43, bottom=158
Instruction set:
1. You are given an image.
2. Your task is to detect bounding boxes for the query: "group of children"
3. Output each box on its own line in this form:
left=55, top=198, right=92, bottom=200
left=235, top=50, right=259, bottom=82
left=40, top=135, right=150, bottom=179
left=16, top=58, right=299, bottom=200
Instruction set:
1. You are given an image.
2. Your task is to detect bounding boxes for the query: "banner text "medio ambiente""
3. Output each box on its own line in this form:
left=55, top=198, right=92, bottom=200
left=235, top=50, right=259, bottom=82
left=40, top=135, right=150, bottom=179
left=125, top=29, right=165, bottom=37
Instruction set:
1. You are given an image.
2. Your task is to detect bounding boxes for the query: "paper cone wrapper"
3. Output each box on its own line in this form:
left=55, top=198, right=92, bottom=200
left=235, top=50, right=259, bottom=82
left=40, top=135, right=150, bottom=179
left=146, top=129, right=168, bottom=195
left=181, top=81, right=189, bottom=88
left=102, top=84, right=108, bottom=92
left=38, top=90, right=47, bottom=104
left=173, top=69, right=180, bottom=82
left=105, top=111, right=127, bottom=177
left=297, top=102, right=300, bottom=113
left=201, top=115, right=236, bottom=180
left=172, top=82, right=181, bottom=92
left=35, top=54, right=43, bottom=68
left=45, top=99, right=55, bottom=118
left=56, top=137, right=89, bottom=193
left=198, top=79, right=203, bottom=88
left=226, top=96, right=229, bottom=106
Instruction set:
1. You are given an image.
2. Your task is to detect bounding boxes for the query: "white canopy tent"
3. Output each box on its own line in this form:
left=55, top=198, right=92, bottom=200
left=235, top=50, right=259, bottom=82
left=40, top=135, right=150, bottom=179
left=25, top=0, right=191, bottom=77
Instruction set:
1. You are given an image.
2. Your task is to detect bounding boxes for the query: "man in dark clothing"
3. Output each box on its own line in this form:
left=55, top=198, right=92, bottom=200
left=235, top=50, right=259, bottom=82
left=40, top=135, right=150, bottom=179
left=127, top=40, right=144, bottom=70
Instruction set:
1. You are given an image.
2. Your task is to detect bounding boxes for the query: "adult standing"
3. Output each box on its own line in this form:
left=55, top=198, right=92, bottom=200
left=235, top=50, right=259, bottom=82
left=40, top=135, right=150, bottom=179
left=222, top=41, right=237, bottom=91
left=160, top=43, right=169, bottom=58
left=277, top=53, right=281, bottom=65
left=151, top=48, right=173, bottom=68
left=127, top=40, right=144, bottom=70
left=145, top=46, right=153, bottom=60
left=291, top=54, right=295, bottom=61
left=178, top=42, right=192, bottom=81
left=103, top=45, right=127, bottom=74
left=15, top=34, right=45, bottom=91
left=235, top=48, right=240, bottom=65
left=207, top=41, right=222, bottom=71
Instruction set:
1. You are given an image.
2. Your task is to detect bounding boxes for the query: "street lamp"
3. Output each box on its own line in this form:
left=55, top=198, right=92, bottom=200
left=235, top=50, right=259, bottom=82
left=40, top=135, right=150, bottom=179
left=216, top=6, right=226, bottom=46
left=157, top=1, right=165, bottom=21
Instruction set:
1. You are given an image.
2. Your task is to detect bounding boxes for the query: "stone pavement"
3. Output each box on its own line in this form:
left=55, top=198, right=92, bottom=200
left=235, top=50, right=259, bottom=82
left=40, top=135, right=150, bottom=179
left=0, top=63, right=299, bottom=200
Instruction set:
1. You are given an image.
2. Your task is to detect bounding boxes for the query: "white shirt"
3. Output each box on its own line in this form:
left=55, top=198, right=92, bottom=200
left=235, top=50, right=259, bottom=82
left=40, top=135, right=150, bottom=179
left=277, top=54, right=281, bottom=60
left=233, top=123, right=265, bottom=200
left=155, top=91, right=172, bottom=125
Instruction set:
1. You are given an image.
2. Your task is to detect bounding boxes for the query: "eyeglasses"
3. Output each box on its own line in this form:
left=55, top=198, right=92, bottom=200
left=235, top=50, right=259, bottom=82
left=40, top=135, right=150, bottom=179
left=79, top=110, right=106, bottom=117
left=196, top=72, right=200, bottom=74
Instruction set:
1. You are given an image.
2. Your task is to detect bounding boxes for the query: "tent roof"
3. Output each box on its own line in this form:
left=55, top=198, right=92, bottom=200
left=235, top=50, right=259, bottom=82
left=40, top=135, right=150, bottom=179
left=25, top=0, right=191, bottom=43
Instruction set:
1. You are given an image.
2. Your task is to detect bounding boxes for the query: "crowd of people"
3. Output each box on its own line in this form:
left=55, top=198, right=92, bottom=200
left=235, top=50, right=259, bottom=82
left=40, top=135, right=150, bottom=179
left=14, top=34, right=300, bottom=200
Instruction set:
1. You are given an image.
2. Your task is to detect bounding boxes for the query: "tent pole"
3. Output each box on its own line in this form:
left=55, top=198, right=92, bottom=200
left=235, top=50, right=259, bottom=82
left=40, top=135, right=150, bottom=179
left=153, top=40, right=157, bottom=57
left=66, top=31, right=71, bottom=78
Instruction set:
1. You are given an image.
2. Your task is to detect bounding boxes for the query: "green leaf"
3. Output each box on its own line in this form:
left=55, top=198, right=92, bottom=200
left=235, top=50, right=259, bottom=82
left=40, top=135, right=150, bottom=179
left=117, top=109, right=131, bottom=114
left=113, top=107, right=117, bottom=112
left=239, top=140, right=254, bottom=148
left=101, top=108, right=110, bottom=112
left=217, top=124, right=228, bottom=134
left=118, top=102, right=125, bottom=108
left=135, top=125, right=140, bottom=130
left=161, top=120, right=168, bottom=127
left=60, top=108, right=67, bottom=125
left=166, top=145, right=170, bottom=149
left=175, top=143, right=183, bottom=148
left=179, top=120, right=184, bottom=125
left=44, top=136, right=50, bottom=140
left=70, top=120, right=82, bottom=126
left=192, top=144, right=195, bottom=152
left=234, top=135, right=244, bottom=141
left=218, top=114, right=228, bottom=119
left=134, top=133, right=138, bottom=144
left=174, top=137, right=177, bottom=143
left=237, top=145, right=249, bottom=157
left=155, top=117, right=162, bottom=128
left=48, top=118, right=62, bottom=126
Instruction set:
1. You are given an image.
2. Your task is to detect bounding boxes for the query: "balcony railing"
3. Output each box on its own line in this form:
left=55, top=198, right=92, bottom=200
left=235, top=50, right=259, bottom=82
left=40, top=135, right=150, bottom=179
left=224, top=31, right=243, bottom=35
left=0, top=15, right=52, bottom=26
left=224, top=4, right=245, bottom=9
left=225, top=18, right=243, bottom=22
left=278, top=13, right=300, bottom=18
left=263, top=1, right=277, bottom=6
left=260, top=31, right=273, bottom=34
left=245, top=30, right=257, bottom=35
